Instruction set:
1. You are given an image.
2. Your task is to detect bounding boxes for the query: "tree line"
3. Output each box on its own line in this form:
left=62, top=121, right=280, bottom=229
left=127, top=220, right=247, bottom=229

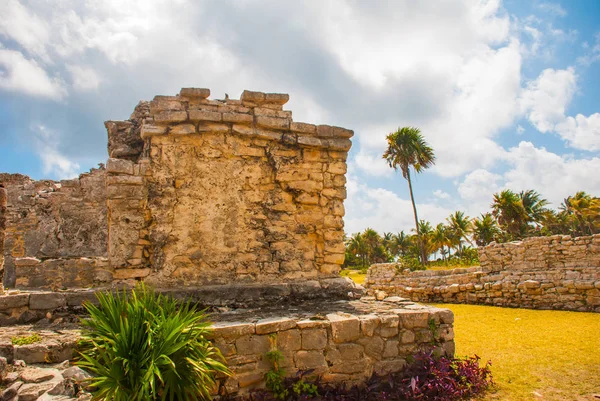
left=344, top=189, right=599, bottom=270
left=344, top=126, right=599, bottom=270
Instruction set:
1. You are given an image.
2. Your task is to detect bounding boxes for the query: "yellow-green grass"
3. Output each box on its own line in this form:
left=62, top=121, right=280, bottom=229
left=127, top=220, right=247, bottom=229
left=340, top=269, right=366, bottom=285
left=431, top=304, right=600, bottom=401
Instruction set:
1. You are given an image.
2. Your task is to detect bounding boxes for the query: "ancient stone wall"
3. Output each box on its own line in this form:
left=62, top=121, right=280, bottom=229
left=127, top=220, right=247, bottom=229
left=106, top=88, right=352, bottom=286
left=365, top=234, right=600, bottom=312
left=0, top=169, right=109, bottom=290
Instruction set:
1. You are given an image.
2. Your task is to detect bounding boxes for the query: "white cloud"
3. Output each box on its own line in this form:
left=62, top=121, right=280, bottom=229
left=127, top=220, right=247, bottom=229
left=577, top=32, right=600, bottom=66
left=345, top=175, right=453, bottom=235
left=66, top=65, right=101, bottom=91
left=535, top=2, right=567, bottom=17
left=555, top=113, right=600, bottom=151
left=0, top=0, right=50, bottom=61
left=519, top=67, right=600, bottom=151
left=517, top=125, right=525, bottom=134
left=433, top=190, right=451, bottom=200
left=503, top=141, right=600, bottom=206
left=0, top=48, right=66, bottom=99
left=457, top=169, right=502, bottom=215
left=31, top=124, right=80, bottom=179
left=519, top=67, right=577, bottom=133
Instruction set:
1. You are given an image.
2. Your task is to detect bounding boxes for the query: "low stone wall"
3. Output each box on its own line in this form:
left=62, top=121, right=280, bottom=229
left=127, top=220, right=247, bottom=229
left=0, top=169, right=108, bottom=290
left=210, top=298, right=454, bottom=396
left=365, top=235, right=600, bottom=312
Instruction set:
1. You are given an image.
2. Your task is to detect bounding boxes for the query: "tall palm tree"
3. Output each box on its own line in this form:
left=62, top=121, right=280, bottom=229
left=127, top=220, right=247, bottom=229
left=491, top=189, right=527, bottom=239
left=362, top=228, right=382, bottom=266
left=383, top=127, right=435, bottom=264
left=560, top=191, right=600, bottom=236
left=472, top=213, right=501, bottom=246
left=392, top=231, right=412, bottom=258
left=447, top=211, right=472, bottom=256
left=519, top=190, right=549, bottom=230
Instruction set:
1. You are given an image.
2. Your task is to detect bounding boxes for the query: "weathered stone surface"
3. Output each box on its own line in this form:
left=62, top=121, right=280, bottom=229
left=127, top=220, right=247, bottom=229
left=20, top=368, right=60, bottom=383
left=179, top=88, right=210, bottom=98
left=366, top=234, right=600, bottom=312
left=29, top=293, right=66, bottom=310
left=255, top=317, right=296, bottom=334
left=327, top=313, right=360, bottom=343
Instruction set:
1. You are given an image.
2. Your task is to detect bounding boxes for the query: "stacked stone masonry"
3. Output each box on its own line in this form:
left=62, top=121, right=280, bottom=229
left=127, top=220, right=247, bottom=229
left=0, top=88, right=353, bottom=289
left=0, top=170, right=109, bottom=291
left=366, top=234, right=600, bottom=312
left=209, top=298, right=454, bottom=396
left=106, top=88, right=353, bottom=286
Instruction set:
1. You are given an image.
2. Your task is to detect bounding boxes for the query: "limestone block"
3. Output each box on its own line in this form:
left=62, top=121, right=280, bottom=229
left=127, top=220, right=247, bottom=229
left=113, top=268, right=151, bottom=279
left=189, top=110, right=222, bottom=122
left=397, top=311, right=429, bottom=329
left=317, top=125, right=333, bottom=137
left=106, top=176, right=144, bottom=185
left=240, top=90, right=266, bottom=104
left=170, top=124, right=196, bottom=135
left=255, top=317, right=297, bottom=334
left=211, top=322, right=256, bottom=339
left=301, top=329, right=327, bottom=350
left=256, top=116, right=289, bottom=130
left=223, top=113, right=253, bottom=124
left=0, top=294, right=29, bottom=310
left=141, top=124, right=167, bottom=139
left=29, top=293, right=66, bottom=310
left=332, top=126, right=354, bottom=138
left=265, top=93, right=290, bottom=105
left=236, top=335, right=270, bottom=355
left=179, top=88, right=210, bottom=98
left=297, top=136, right=326, bottom=148
left=327, top=313, right=360, bottom=343
left=277, top=330, right=302, bottom=352
left=328, top=139, right=353, bottom=152
left=291, top=122, right=317, bottom=135
left=106, top=158, right=134, bottom=175
left=294, top=350, right=327, bottom=370
left=154, top=110, right=187, bottom=123
left=359, top=315, right=380, bottom=336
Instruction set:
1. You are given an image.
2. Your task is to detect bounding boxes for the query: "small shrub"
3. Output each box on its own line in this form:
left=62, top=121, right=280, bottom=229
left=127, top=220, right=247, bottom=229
left=235, top=351, right=492, bottom=401
left=77, top=283, right=230, bottom=401
left=11, top=333, right=42, bottom=346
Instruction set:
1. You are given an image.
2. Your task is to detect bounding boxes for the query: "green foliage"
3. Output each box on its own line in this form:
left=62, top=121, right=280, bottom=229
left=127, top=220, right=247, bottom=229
left=11, top=333, right=42, bottom=345
left=265, top=342, right=289, bottom=400
left=397, top=255, right=425, bottom=271
left=77, top=283, right=230, bottom=401
left=292, top=380, right=318, bottom=397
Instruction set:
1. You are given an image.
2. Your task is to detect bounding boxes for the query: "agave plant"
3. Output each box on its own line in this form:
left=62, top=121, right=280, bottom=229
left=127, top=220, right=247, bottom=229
left=77, top=284, right=230, bottom=401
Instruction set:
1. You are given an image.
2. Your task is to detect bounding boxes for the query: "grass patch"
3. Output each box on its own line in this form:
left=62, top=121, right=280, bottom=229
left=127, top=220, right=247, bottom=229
left=431, top=304, right=600, bottom=401
left=11, top=333, right=42, bottom=346
left=340, top=269, right=366, bottom=285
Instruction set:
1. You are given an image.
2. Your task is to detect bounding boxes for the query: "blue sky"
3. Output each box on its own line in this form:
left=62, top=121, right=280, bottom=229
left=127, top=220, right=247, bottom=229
left=1, top=0, right=599, bottom=235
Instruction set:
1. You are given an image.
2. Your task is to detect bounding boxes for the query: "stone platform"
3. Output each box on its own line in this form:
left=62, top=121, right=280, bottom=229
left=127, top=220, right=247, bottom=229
left=0, top=288, right=454, bottom=399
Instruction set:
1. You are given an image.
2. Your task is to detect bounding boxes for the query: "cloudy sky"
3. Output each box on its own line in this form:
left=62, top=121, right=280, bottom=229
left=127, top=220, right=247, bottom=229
left=1, top=0, right=599, bottom=235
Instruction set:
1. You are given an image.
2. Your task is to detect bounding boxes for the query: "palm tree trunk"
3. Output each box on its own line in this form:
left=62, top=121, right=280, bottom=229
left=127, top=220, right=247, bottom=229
left=406, top=170, right=426, bottom=264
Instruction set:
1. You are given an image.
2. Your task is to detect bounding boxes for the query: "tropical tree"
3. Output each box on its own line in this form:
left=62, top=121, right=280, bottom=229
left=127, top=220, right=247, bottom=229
left=519, top=189, right=549, bottom=234
left=432, top=223, right=451, bottom=261
left=560, top=191, right=600, bottom=236
left=447, top=211, right=472, bottom=256
left=383, top=127, right=436, bottom=264
left=472, top=213, right=501, bottom=246
left=346, top=232, right=367, bottom=268
left=491, top=189, right=528, bottom=239
left=392, top=231, right=413, bottom=258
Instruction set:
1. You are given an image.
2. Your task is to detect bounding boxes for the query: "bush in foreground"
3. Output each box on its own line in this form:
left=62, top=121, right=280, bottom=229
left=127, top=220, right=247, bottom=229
left=238, top=351, right=492, bottom=401
left=77, top=284, right=230, bottom=401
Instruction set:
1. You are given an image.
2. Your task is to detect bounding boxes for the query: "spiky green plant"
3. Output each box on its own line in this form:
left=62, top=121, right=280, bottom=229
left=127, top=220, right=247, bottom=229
left=77, top=284, right=230, bottom=401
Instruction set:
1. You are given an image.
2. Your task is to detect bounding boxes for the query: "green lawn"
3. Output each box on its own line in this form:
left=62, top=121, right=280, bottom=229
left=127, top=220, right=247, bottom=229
left=342, top=271, right=600, bottom=400
left=432, top=304, right=600, bottom=401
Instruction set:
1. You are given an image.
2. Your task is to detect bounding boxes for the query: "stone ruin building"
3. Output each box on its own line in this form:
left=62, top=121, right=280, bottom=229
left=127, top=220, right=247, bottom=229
left=0, top=88, right=454, bottom=397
